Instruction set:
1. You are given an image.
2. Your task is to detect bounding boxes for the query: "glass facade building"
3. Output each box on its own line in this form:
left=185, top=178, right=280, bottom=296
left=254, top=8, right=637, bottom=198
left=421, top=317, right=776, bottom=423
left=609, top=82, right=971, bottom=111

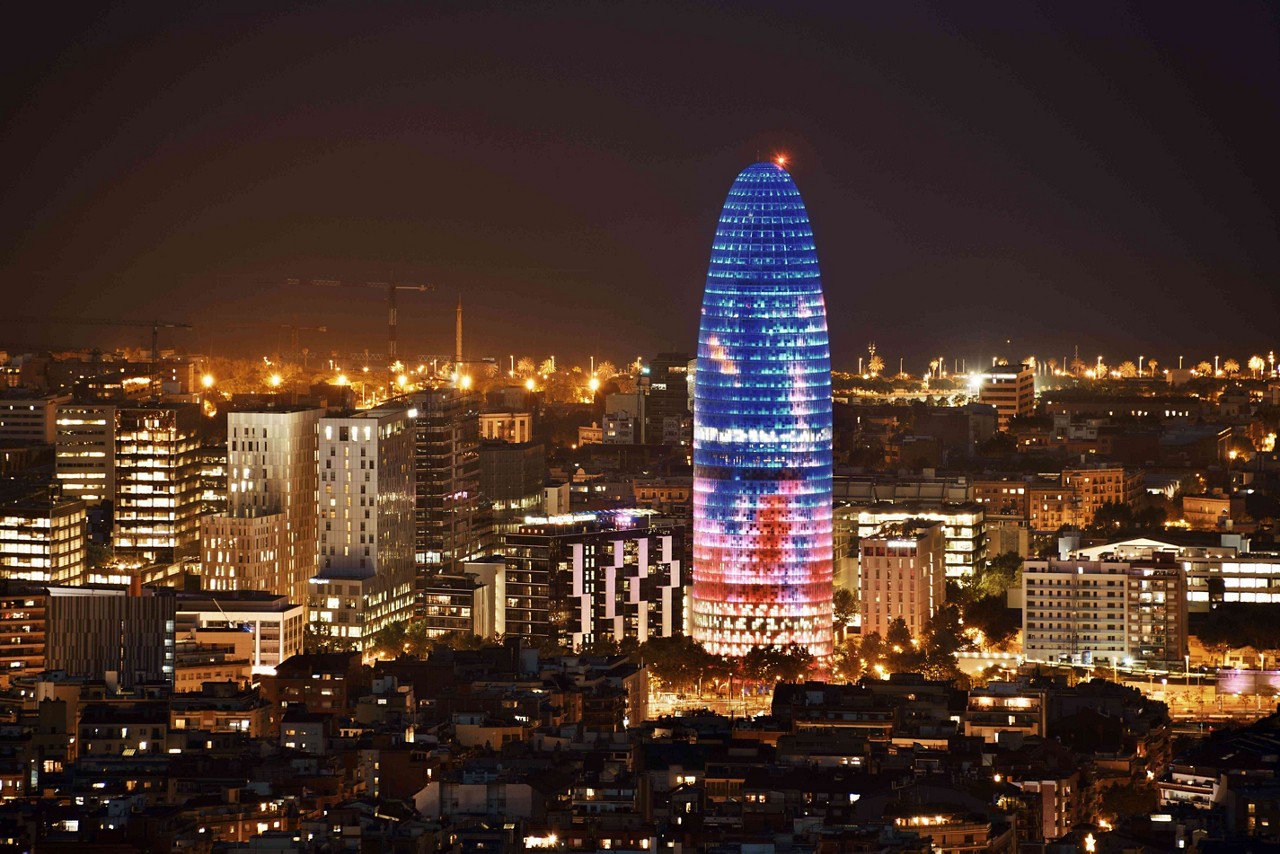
left=692, top=162, right=834, bottom=658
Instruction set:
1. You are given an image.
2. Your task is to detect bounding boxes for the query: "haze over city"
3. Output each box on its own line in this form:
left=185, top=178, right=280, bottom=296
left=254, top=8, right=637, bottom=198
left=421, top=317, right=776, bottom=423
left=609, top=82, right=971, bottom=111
left=4, top=2, right=1277, bottom=368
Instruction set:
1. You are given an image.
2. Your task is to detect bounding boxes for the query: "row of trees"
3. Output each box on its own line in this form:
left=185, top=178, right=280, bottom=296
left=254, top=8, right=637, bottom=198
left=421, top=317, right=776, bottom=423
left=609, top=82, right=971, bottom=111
left=639, top=635, right=815, bottom=693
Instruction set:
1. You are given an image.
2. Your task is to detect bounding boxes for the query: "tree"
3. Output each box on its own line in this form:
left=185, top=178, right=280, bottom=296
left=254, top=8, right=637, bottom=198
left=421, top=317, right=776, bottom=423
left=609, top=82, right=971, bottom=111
left=860, top=632, right=886, bottom=676
left=964, top=595, right=1020, bottom=650
left=367, top=621, right=408, bottom=658
left=1195, top=361, right=1213, bottom=376
left=1249, top=355, right=1266, bottom=378
left=1223, top=358, right=1241, bottom=377
left=1118, top=361, right=1138, bottom=378
left=831, top=635, right=863, bottom=682
left=867, top=355, right=885, bottom=377
left=833, top=587, right=858, bottom=627
left=1098, top=784, right=1159, bottom=823
left=972, top=552, right=1023, bottom=599
left=1146, top=358, right=1158, bottom=377
left=886, top=618, right=913, bottom=652
left=515, top=357, right=535, bottom=377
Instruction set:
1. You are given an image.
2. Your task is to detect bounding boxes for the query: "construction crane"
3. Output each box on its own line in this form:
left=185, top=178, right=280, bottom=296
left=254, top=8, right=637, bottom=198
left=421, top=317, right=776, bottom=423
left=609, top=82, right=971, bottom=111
left=287, top=278, right=435, bottom=366
left=0, top=317, right=192, bottom=364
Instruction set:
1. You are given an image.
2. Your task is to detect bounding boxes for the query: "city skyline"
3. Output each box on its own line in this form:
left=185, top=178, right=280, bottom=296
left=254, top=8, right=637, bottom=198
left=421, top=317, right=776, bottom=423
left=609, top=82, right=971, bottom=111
left=2, top=3, right=1277, bottom=368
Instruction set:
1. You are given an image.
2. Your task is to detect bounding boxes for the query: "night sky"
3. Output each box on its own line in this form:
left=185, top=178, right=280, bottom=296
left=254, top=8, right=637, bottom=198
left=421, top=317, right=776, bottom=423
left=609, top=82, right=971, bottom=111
left=3, top=1, right=1277, bottom=372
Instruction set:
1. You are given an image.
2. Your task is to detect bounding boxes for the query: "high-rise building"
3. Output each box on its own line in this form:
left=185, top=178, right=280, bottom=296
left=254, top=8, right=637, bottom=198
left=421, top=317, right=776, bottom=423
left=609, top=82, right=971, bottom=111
left=478, top=440, right=546, bottom=535
left=113, top=404, right=202, bottom=563
left=408, top=389, right=491, bottom=581
left=55, top=403, right=117, bottom=505
left=200, top=407, right=322, bottom=604
left=691, top=161, right=834, bottom=658
left=858, top=520, right=945, bottom=639
left=310, top=406, right=416, bottom=650
left=978, top=363, right=1035, bottom=430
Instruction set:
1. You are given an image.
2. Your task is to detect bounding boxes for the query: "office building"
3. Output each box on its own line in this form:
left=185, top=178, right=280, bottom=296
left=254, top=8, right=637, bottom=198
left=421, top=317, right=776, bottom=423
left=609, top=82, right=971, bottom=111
left=503, top=511, right=685, bottom=648
left=113, top=404, right=202, bottom=563
left=33, top=585, right=176, bottom=688
left=200, top=407, right=322, bottom=604
left=409, top=389, right=491, bottom=582
left=842, top=503, right=986, bottom=580
left=478, top=441, right=545, bottom=534
left=1022, top=557, right=1187, bottom=666
left=858, top=520, right=945, bottom=638
left=0, top=489, right=86, bottom=585
left=977, top=363, right=1035, bottom=430
left=645, top=352, right=692, bottom=446
left=54, top=403, right=117, bottom=505
left=174, top=590, right=306, bottom=675
left=309, top=406, right=416, bottom=651
left=691, top=161, right=834, bottom=658
left=0, top=391, right=70, bottom=445
left=479, top=411, right=532, bottom=444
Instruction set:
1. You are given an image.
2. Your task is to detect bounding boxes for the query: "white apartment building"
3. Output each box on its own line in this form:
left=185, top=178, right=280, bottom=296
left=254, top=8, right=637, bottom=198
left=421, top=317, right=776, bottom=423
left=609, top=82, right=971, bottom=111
left=1022, top=558, right=1187, bottom=666
left=310, top=406, right=416, bottom=651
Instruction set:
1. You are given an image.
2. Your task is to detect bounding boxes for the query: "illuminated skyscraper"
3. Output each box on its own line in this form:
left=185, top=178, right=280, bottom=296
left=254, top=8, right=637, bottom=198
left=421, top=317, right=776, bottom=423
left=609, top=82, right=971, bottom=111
left=692, top=161, right=834, bottom=658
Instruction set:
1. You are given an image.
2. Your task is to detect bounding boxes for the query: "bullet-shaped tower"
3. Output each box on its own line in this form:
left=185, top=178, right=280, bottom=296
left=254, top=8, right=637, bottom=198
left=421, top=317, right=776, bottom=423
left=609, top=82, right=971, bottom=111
left=691, top=161, right=834, bottom=658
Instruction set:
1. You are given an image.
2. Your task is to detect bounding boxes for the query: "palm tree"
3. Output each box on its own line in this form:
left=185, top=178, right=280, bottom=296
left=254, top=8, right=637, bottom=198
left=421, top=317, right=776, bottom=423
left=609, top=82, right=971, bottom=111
left=1249, top=355, right=1267, bottom=378
left=1117, top=361, right=1137, bottom=378
left=515, top=357, right=535, bottom=378
left=867, top=355, right=885, bottom=377
left=1223, top=358, right=1241, bottom=377
left=1146, top=358, right=1158, bottom=377
left=594, top=360, right=618, bottom=380
left=1195, top=361, right=1213, bottom=376
left=537, top=357, right=556, bottom=377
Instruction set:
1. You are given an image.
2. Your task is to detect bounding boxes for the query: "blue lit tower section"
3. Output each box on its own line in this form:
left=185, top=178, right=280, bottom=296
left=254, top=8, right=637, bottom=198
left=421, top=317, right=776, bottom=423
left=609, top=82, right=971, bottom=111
left=692, top=161, right=834, bottom=658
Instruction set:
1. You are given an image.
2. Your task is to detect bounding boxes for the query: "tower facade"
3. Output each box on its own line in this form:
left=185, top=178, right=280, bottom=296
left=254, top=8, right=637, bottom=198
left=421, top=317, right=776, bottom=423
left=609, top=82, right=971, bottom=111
left=691, top=162, right=834, bottom=658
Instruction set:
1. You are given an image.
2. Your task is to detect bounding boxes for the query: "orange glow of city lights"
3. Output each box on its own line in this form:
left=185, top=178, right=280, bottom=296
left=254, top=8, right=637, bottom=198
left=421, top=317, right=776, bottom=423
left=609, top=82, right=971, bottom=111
left=335, top=374, right=348, bottom=386
left=268, top=373, right=283, bottom=388
left=397, top=374, right=409, bottom=388
left=588, top=376, right=600, bottom=392
left=201, top=374, right=215, bottom=389
left=524, top=377, right=536, bottom=392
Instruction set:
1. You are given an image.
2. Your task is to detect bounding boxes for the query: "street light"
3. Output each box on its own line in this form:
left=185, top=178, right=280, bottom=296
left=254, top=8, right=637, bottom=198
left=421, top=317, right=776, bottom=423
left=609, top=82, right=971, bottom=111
left=201, top=374, right=215, bottom=389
